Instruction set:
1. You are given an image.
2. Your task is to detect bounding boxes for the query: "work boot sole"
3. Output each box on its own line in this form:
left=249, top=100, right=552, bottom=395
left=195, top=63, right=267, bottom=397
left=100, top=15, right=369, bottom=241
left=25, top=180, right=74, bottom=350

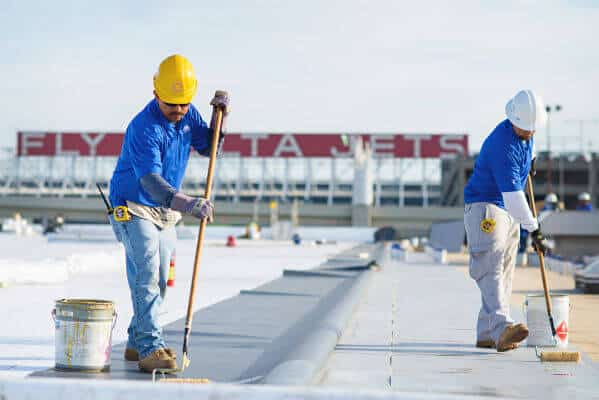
left=476, top=340, right=495, bottom=349
left=476, top=341, right=519, bottom=350
left=139, top=358, right=177, bottom=373
left=138, top=349, right=177, bottom=373
left=125, top=348, right=177, bottom=361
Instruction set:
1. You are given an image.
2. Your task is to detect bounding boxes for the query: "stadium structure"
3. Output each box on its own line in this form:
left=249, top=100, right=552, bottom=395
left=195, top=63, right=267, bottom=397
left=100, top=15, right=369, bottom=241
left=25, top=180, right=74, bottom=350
left=3, top=130, right=596, bottom=232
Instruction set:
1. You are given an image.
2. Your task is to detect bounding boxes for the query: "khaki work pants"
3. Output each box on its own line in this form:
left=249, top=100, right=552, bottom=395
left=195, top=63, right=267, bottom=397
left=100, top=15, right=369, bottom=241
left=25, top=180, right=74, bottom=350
left=464, top=202, right=520, bottom=343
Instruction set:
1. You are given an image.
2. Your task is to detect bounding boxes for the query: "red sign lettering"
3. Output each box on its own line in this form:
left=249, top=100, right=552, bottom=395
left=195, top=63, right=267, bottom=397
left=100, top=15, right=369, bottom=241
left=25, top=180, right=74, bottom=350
left=17, top=132, right=468, bottom=158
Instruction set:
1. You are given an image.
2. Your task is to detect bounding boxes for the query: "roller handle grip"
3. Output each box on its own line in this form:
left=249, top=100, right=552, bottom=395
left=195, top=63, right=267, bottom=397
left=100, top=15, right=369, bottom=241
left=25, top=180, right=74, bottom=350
left=182, top=326, right=191, bottom=356
left=548, top=314, right=557, bottom=338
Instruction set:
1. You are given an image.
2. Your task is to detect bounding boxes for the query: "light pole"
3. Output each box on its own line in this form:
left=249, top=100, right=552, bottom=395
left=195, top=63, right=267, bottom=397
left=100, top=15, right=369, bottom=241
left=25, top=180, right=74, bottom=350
left=545, top=104, right=562, bottom=155
left=545, top=104, right=562, bottom=193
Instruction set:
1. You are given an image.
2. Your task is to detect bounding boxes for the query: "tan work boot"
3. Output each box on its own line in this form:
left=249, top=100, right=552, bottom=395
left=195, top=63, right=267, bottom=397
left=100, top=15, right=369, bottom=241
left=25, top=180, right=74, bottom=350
left=125, top=347, right=177, bottom=362
left=475, top=339, right=495, bottom=349
left=138, top=348, right=177, bottom=372
left=496, top=323, right=529, bottom=352
left=165, top=348, right=177, bottom=360
left=124, top=348, right=139, bottom=361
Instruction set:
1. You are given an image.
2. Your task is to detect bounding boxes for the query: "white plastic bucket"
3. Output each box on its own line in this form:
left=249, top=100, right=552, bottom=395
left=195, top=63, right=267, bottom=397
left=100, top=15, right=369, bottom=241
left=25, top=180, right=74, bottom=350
left=524, top=294, right=569, bottom=347
left=53, top=299, right=117, bottom=372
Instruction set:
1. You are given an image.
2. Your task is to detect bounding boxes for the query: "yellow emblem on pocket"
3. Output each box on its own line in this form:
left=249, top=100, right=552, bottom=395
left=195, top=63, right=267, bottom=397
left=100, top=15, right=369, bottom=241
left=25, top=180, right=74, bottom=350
left=480, top=218, right=496, bottom=233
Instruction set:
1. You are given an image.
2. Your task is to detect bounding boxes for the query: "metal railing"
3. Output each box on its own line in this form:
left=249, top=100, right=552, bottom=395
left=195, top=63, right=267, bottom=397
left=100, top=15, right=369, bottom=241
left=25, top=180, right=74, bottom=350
left=0, top=154, right=442, bottom=207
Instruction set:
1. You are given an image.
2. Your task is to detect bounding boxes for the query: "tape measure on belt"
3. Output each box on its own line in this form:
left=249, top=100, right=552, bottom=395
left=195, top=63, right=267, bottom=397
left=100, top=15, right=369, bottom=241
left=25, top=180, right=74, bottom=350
left=113, top=205, right=131, bottom=222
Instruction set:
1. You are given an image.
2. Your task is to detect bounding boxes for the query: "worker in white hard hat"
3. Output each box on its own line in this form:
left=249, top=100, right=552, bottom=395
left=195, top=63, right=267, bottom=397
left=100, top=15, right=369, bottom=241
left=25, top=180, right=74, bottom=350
left=538, top=192, right=559, bottom=222
left=576, top=192, right=593, bottom=211
left=464, top=89, right=550, bottom=352
left=542, top=193, right=558, bottom=211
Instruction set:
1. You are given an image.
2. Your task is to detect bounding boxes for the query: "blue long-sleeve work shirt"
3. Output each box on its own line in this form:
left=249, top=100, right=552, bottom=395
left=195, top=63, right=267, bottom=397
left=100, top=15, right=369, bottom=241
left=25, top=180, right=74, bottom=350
left=109, top=99, right=210, bottom=207
left=464, top=119, right=534, bottom=208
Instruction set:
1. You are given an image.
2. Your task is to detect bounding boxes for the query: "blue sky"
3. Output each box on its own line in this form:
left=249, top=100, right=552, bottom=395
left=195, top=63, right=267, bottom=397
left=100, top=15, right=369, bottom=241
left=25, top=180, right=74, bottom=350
left=1, top=0, right=598, bottom=154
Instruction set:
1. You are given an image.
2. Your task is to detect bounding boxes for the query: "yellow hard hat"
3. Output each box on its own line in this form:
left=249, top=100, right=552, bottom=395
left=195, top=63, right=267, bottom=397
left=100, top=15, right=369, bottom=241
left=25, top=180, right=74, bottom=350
left=153, top=54, right=197, bottom=104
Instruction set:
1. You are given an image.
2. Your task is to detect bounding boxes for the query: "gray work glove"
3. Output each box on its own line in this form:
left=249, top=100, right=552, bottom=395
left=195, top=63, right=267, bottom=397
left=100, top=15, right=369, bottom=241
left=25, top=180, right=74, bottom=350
left=531, top=229, right=550, bottom=255
left=170, top=192, right=214, bottom=222
left=203, top=92, right=229, bottom=157
left=210, top=92, right=230, bottom=115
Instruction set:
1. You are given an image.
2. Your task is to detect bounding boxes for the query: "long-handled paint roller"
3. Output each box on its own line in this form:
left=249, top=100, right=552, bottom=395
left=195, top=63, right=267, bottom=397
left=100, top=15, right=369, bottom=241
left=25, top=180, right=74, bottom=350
left=525, top=175, right=580, bottom=363
left=152, top=90, right=228, bottom=383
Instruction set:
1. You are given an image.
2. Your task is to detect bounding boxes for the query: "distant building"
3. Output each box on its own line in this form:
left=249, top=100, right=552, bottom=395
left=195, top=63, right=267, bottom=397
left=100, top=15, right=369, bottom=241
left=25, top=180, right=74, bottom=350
left=441, top=152, right=598, bottom=209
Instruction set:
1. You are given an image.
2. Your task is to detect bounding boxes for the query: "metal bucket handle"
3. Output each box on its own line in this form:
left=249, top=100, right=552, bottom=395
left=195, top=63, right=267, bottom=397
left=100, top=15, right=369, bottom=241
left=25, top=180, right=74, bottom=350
left=51, top=309, right=118, bottom=332
left=111, top=311, right=118, bottom=331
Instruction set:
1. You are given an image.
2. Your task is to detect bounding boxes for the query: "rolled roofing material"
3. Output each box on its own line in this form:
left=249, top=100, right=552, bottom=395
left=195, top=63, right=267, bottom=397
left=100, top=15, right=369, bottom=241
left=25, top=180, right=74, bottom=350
left=257, top=266, right=373, bottom=385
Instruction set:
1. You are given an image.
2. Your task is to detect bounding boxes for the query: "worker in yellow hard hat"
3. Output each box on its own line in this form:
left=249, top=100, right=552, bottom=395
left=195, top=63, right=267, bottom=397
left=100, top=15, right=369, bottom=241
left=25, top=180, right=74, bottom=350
left=108, top=54, right=229, bottom=372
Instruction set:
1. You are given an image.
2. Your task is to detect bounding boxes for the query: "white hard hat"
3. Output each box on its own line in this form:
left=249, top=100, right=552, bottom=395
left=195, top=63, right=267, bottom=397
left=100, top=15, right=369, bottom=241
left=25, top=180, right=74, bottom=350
left=578, top=192, right=591, bottom=201
left=545, top=193, right=558, bottom=203
left=505, top=89, right=547, bottom=131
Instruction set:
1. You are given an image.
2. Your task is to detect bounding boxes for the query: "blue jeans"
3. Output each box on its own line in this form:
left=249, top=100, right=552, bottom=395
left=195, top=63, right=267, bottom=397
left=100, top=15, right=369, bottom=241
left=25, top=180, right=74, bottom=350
left=110, top=215, right=177, bottom=359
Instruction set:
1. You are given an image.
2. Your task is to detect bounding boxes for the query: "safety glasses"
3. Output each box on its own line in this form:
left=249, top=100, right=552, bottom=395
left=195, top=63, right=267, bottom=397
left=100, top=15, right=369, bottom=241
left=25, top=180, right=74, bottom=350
left=163, top=102, right=190, bottom=108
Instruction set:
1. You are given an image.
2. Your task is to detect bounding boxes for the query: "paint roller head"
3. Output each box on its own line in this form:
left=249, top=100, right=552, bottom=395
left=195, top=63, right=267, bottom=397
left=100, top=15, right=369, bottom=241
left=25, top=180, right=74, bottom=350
left=539, top=351, right=581, bottom=363
left=151, top=353, right=192, bottom=383
left=157, top=378, right=212, bottom=384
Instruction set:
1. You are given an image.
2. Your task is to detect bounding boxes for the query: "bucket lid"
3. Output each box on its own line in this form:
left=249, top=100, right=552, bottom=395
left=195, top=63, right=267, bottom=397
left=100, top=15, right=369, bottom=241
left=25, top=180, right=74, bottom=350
left=55, top=299, right=114, bottom=311
left=525, top=293, right=569, bottom=298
